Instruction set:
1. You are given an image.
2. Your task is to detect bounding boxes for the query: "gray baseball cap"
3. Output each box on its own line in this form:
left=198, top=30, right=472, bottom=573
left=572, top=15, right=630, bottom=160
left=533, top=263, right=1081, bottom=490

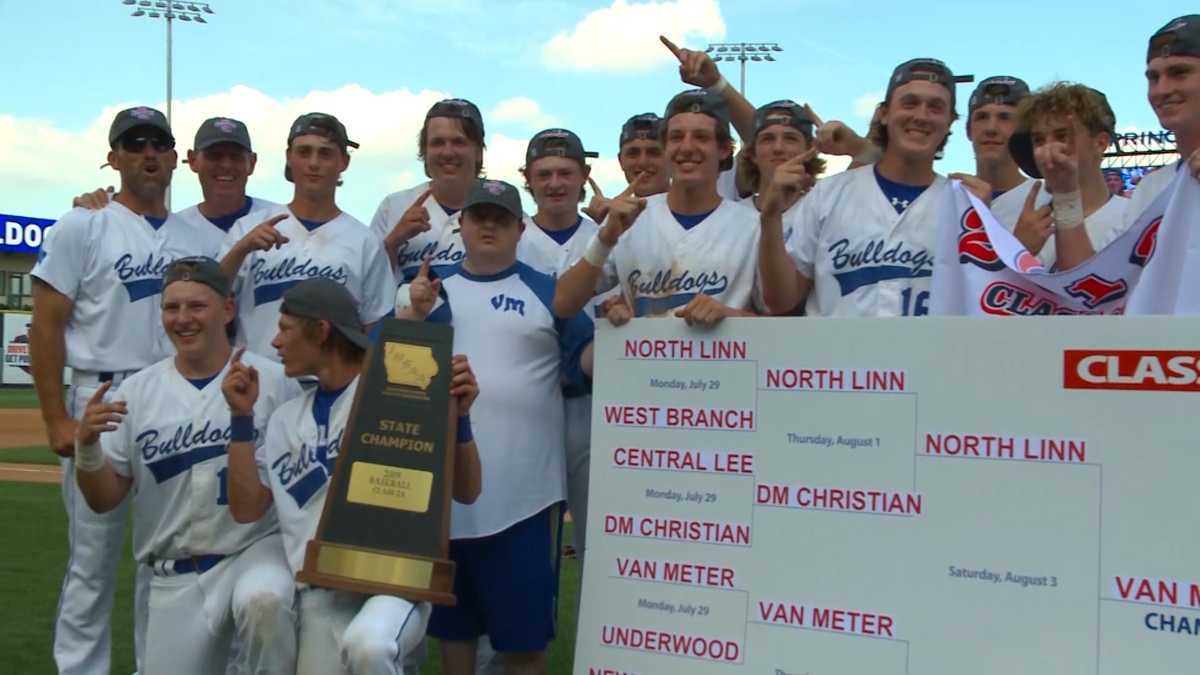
left=462, top=179, right=522, bottom=220
left=162, top=256, right=231, bottom=298
left=425, top=98, right=485, bottom=138
left=664, top=88, right=731, bottom=127
left=526, top=128, right=595, bottom=166
left=885, top=58, right=970, bottom=107
left=619, top=113, right=663, bottom=148
left=280, top=278, right=369, bottom=350
left=194, top=117, right=253, bottom=152
left=1148, top=15, right=1200, bottom=61
left=109, top=106, right=174, bottom=146
left=288, top=113, right=359, bottom=150
left=754, top=100, right=816, bottom=139
left=968, top=76, right=1030, bottom=115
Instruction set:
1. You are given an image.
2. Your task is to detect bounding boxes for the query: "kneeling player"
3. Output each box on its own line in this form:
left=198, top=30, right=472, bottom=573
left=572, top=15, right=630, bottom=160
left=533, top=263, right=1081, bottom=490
left=402, top=179, right=595, bottom=675
left=72, top=257, right=300, bottom=674
left=224, top=278, right=483, bottom=675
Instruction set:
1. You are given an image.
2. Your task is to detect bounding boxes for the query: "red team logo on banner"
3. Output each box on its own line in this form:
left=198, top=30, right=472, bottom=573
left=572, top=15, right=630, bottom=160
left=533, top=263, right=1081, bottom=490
left=1064, top=275, right=1128, bottom=309
left=1064, top=350, right=1200, bottom=391
left=957, top=208, right=1005, bottom=271
left=1129, top=216, right=1162, bottom=267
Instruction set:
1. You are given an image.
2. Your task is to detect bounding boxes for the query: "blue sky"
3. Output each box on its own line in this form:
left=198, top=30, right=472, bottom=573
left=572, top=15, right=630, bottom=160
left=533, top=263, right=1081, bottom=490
left=0, top=0, right=1189, bottom=221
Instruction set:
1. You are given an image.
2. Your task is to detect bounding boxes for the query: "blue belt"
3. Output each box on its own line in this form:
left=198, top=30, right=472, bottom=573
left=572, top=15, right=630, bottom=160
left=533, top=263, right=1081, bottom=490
left=148, top=553, right=226, bottom=576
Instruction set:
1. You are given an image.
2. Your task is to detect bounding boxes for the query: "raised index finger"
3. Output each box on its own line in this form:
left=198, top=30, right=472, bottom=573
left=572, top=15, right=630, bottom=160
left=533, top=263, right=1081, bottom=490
left=264, top=213, right=289, bottom=228
left=412, top=188, right=433, bottom=209
left=587, top=177, right=605, bottom=199
left=617, top=173, right=645, bottom=199
left=89, top=381, right=112, bottom=405
left=232, top=346, right=246, bottom=365
left=1024, top=181, right=1042, bottom=210
left=659, top=35, right=684, bottom=61
left=417, top=256, right=432, bottom=280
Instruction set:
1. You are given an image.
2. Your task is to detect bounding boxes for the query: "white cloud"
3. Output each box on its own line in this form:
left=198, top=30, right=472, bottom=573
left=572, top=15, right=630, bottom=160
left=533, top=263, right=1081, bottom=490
left=541, top=0, right=725, bottom=73
left=853, top=92, right=883, bottom=119
left=0, top=85, right=599, bottom=220
left=489, top=97, right=560, bottom=130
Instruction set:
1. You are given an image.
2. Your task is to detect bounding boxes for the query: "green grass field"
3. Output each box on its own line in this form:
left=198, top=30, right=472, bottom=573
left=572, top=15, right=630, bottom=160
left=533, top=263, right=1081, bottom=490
left=0, top=387, right=39, bottom=409
left=0, top=480, right=582, bottom=673
left=1, top=446, right=59, bottom=465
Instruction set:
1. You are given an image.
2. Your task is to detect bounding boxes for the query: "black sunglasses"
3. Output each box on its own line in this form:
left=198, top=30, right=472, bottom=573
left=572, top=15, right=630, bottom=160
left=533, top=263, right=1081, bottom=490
left=120, top=134, right=175, bottom=153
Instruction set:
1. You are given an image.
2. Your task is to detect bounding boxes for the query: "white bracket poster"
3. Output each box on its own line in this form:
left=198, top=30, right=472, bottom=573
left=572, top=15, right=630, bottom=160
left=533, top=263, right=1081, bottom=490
left=575, top=317, right=1200, bottom=675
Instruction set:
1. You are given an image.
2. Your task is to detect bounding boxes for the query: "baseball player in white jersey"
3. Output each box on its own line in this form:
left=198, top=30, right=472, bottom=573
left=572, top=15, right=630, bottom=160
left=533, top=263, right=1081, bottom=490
left=1005, top=84, right=1129, bottom=270
left=758, top=58, right=970, bottom=317
left=371, top=99, right=486, bottom=309
left=219, top=113, right=394, bottom=361
left=71, top=257, right=299, bottom=673
left=554, top=88, right=763, bottom=324
left=736, top=100, right=824, bottom=222
left=965, top=76, right=1036, bottom=226
left=29, top=106, right=218, bottom=675
left=515, top=127, right=603, bottom=600
left=223, top=278, right=482, bottom=675
left=400, top=179, right=593, bottom=675
left=581, top=113, right=669, bottom=232
left=1120, top=16, right=1200, bottom=227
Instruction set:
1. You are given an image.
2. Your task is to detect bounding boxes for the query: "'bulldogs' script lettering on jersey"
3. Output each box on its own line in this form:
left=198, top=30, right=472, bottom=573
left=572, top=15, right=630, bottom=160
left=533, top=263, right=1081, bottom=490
left=828, top=238, right=934, bottom=296
left=249, top=256, right=350, bottom=306
left=397, top=238, right=466, bottom=278
left=137, top=420, right=237, bottom=483
left=113, top=252, right=174, bottom=302
left=270, top=432, right=342, bottom=509
left=625, top=268, right=731, bottom=315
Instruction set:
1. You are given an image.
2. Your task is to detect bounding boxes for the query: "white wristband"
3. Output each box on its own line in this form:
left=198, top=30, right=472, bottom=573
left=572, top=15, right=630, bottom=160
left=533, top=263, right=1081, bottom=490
left=1051, top=190, right=1085, bottom=230
left=708, top=76, right=729, bottom=95
left=584, top=234, right=613, bottom=268
left=74, top=438, right=105, bottom=472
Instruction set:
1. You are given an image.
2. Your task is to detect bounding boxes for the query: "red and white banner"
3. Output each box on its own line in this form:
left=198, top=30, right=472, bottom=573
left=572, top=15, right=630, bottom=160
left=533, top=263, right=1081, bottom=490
left=929, top=170, right=1199, bottom=316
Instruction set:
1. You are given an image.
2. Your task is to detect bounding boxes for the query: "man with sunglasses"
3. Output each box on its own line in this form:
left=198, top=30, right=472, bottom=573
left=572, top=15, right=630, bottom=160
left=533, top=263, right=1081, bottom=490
left=219, top=113, right=394, bottom=362
left=30, top=106, right=217, bottom=675
left=73, top=117, right=280, bottom=254
left=72, top=257, right=300, bottom=674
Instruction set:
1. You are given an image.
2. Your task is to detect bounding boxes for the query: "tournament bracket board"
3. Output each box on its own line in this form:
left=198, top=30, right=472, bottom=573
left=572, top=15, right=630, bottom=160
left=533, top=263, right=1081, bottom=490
left=574, top=317, right=1200, bottom=675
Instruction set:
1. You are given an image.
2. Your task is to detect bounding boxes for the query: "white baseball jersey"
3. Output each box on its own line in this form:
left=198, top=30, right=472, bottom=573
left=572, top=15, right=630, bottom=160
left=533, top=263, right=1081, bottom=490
left=988, top=178, right=1039, bottom=229
left=991, top=181, right=1131, bottom=268
left=785, top=164, right=944, bottom=317
left=102, top=351, right=300, bottom=563
left=257, top=378, right=358, bottom=576
left=518, top=213, right=616, bottom=319
left=1119, top=163, right=1178, bottom=236
left=428, top=262, right=593, bottom=538
left=597, top=193, right=763, bottom=317
left=31, top=201, right=217, bottom=372
left=220, top=208, right=394, bottom=361
left=369, top=182, right=466, bottom=283
left=175, top=196, right=281, bottom=257
left=716, top=168, right=741, bottom=201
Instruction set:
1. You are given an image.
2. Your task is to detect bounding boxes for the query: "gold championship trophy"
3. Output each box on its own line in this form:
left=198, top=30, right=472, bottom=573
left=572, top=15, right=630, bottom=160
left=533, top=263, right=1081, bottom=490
left=297, top=318, right=458, bottom=605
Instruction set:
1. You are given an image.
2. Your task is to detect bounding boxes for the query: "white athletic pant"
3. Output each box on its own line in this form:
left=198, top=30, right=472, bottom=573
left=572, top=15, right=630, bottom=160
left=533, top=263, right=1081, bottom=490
left=298, top=588, right=430, bottom=675
left=143, top=533, right=296, bottom=674
left=54, top=381, right=148, bottom=675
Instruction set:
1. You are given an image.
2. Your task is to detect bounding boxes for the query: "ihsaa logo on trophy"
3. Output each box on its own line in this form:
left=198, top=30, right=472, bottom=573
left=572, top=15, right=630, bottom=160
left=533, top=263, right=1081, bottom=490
left=383, top=342, right=439, bottom=400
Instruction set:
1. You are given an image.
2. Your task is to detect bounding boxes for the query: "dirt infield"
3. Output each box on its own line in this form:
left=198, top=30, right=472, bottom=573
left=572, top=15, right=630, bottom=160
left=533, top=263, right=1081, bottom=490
left=0, top=463, right=60, bottom=484
left=0, top=409, right=44, bottom=449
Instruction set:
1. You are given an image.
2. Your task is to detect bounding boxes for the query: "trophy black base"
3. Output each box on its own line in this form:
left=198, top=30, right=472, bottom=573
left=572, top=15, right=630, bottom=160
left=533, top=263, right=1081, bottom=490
left=297, top=539, right=457, bottom=606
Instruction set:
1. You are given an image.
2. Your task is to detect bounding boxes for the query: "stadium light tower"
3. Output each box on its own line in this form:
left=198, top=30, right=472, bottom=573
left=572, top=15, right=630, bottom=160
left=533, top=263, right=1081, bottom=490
left=119, top=1, right=216, bottom=128
left=705, top=42, right=782, bottom=95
